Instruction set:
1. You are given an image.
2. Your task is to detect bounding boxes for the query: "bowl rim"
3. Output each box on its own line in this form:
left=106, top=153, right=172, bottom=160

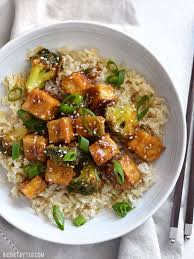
left=0, top=21, right=187, bottom=245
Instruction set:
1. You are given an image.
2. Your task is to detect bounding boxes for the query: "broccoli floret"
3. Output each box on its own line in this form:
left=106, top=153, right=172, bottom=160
left=68, top=163, right=103, bottom=195
left=46, top=144, right=84, bottom=167
left=0, top=126, right=28, bottom=156
left=105, top=103, right=138, bottom=138
left=26, top=48, right=61, bottom=92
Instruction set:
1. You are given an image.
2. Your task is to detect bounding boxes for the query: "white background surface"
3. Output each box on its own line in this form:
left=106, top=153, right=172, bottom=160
left=0, top=0, right=194, bottom=258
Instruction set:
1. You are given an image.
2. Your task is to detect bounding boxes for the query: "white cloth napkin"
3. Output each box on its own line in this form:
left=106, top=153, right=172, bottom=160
left=0, top=0, right=194, bottom=259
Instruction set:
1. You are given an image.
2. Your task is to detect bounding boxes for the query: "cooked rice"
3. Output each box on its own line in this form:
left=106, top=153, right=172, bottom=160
left=0, top=48, right=169, bottom=223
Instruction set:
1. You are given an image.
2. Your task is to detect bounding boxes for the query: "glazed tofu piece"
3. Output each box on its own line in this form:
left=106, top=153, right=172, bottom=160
left=20, top=176, right=47, bottom=199
left=45, top=159, right=75, bottom=185
left=22, top=88, right=60, bottom=121
left=89, top=134, right=119, bottom=166
left=60, top=72, right=93, bottom=94
left=104, top=155, right=142, bottom=189
left=47, top=117, right=74, bottom=144
left=74, top=116, right=105, bottom=138
left=87, top=83, right=117, bottom=109
left=118, top=155, right=142, bottom=189
left=128, top=128, right=165, bottom=161
left=23, top=134, right=47, bottom=162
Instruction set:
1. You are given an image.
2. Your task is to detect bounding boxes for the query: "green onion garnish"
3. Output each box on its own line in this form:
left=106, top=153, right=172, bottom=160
left=105, top=70, right=125, bottom=87
left=136, top=95, right=150, bottom=121
left=106, top=60, right=118, bottom=73
left=59, top=103, right=77, bottom=114
left=78, top=136, right=89, bottom=153
left=112, top=201, right=133, bottom=218
left=113, top=160, right=125, bottom=184
left=8, top=87, right=23, bottom=102
left=52, top=205, right=64, bottom=231
left=105, top=74, right=119, bottom=85
left=63, top=150, right=78, bottom=162
left=73, top=215, right=87, bottom=227
left=63, top=94, right=83, bottom=106
left=12, top=142, right=21, bottom=160
left=79, top=108, right=96, bottom=116
left=105, top=60, right=125, bottom=87
left=60, top=94, right=83, bottom=114
left=116, top=70, right=125, bottom=86
left=24, top=162, right=46, bottom=179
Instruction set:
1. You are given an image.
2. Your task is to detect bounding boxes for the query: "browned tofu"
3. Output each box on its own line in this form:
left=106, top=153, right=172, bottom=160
left=47, top=117, right=74, bottom=144
left=87, top=83, right=118, bottom=109
left=23, top=134, right=48, bottom=162
left=118, top=155, right=142, bottom=189
left=45, top=159, right=75, bottom=185
left=104, top=155, right=142, bottom=190
left=128, top=129, right=165, bottom=161
left=22, top=88, right=60, bottom=121
left=89, top=134, right=119, bottom=166
left=20, top=176, right=47, bottom=199
left=74, top=116, right=105, bottom=138
left=60, top=72, right=93, bottom=94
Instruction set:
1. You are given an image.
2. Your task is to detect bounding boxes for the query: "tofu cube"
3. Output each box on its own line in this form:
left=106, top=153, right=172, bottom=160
left=89, top=134, right=119, bottom=166
left=45, top=159, right=75, bottom=185
left=22, top=88, right=60, bottom=121
left=20, top=176, right=47, bottom=199
left=87, top=83, right=118, bottom=109
left=118, top=155, right=142, bottom=189
left=60, top=72, right=93, bottom=94
left=47, top=117, right=74, bottom=144
left=23, top=134, right=48, bottom=162
left=74, top=116, right=105, bottom=138
left=128, top=129, right=165, bottom=161
left=104, top=155, right=142, bottom=189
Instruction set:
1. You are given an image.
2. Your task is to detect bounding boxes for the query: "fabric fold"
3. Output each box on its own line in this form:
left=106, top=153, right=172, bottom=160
left=118, top=218, right=161, bottom=259
left=11, top=0, right=137, bottom=38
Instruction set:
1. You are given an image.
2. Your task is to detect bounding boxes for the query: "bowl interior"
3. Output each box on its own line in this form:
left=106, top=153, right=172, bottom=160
left=0, top=22, right=186, bottom=244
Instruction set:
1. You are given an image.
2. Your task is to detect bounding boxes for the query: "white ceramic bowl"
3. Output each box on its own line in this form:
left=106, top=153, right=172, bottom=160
left=0, top=22, right=186, bottom=244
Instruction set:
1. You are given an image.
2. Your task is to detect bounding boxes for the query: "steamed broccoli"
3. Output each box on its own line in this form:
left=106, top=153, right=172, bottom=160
left=45, top=144, right=85, bottom=167
left=105, top=103, right=138, bottom=138
left=68, top=163, right=103, bottom=195
left=26, top=48, right=61, bottom=92
left=0, top=126, right=28, bottom=156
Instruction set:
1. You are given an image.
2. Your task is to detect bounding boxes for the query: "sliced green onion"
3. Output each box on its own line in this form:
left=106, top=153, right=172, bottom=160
left=106, top=60, right=118, bottom=73
left=73, top=215, right=87, bottom=227
left=59, top=103, right=77, bottom=114
left=8, top=87, right=23, bottom=102
left=78, top=136, right=89, bottom=153
left=52, top=205, right=64, bottom=231
left=63, top=94, right=83, bottom=105
left=113, top=160, right=125, bottom=184
left=12, top=142, right=21, bottom=160
left=136, top=95, right=150, bottom=121
left=24, top=162, right=46, bottom=179
left=105, top=74, right=119, bottom=85
left=116, top=70, right=125, bottom=86
left=112, top=201, right=133, bottom=218
left=80, top=108, right=96, bottom=116
left=105, top=70, right=125, bottom=87
left=63, top=150, right=77, bottom=162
